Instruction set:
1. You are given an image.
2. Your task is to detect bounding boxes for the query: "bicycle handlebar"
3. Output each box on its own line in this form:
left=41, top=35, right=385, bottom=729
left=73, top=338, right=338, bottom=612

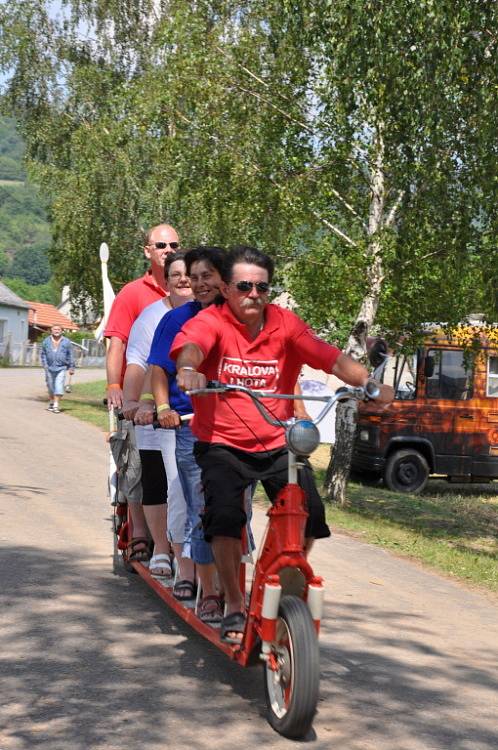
left=187, top=379, right=381, bottom=429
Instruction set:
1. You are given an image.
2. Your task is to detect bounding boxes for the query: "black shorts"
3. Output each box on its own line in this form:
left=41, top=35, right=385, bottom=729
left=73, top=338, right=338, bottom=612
left=139, top=449, right=168, bottom=506
left=193, top=442, right=331, bottom=541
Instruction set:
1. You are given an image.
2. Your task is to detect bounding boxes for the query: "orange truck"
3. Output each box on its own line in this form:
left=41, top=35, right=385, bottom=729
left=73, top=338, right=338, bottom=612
left=352, top=324, right=498, bottom=493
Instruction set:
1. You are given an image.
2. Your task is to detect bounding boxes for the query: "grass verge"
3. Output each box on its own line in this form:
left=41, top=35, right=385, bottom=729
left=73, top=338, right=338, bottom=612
left=70, top=381, right=498, bottom=593
left=255, top=444, right=498, bottom=592
left=312, top=445, right=498, bottom=593
left=60, top=379, right=109, bottom=430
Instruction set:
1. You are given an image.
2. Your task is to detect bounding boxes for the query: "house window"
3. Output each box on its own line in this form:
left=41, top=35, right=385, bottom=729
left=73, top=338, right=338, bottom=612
left=426, top=349, right=473, bottom=400
left=0, top=319, right=6, bottom=342
left=487, top=356, right=498, bottom=398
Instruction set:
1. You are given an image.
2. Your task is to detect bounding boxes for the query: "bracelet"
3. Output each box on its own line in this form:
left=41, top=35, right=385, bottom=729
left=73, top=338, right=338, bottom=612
left=156, top=403, right=171, bottom=413
left=108, top=383, right=121, bottom=389
left=140, top=393, right=154, bottom=400
left=178, top=366, right=197, bottom=372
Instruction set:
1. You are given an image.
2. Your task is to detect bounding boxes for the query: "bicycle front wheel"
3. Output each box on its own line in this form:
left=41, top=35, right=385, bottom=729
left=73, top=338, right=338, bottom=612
left=263, top=594, right=320, bottom=739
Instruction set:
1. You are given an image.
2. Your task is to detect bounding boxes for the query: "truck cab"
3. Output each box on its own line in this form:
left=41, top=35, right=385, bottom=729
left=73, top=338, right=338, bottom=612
left=352, top=326, right=498, bottom=493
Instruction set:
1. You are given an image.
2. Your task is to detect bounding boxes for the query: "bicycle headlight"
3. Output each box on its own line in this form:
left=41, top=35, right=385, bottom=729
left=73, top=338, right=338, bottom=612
left=286, top=419, right=320, bottom=456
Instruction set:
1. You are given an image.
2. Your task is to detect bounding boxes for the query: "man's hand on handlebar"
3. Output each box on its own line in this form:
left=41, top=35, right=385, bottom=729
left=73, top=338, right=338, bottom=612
left=134, top=401, right=155, bottom=425
left=107, top=384, right=123, bottom=410
left=157, top=408, right=182, bottom=429
left=122, top=399, right=140, bottom=421
left=177, top=367, right=207, bottom=393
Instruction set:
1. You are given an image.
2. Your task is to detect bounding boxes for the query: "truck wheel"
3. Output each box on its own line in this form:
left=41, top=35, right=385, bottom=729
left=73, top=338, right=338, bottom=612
left=384, top=449, right=429, bottom=493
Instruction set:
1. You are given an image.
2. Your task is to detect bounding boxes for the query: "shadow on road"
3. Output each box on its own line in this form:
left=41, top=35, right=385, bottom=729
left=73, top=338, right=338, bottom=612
left=1, top=546, right=497, bottom=750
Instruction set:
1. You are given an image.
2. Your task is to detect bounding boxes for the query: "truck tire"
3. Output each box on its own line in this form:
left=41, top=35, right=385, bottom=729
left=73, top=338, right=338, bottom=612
left=384, top=449, right=429, bottom=493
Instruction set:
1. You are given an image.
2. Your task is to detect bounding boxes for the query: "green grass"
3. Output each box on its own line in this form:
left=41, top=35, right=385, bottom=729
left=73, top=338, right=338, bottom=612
left=58, top=379, right=109, bottom=430
left=308, top=446, right=498, bottom=593
left=70, top=380, right=498, bottom=592
left=326, top=482, right=498, bottom=591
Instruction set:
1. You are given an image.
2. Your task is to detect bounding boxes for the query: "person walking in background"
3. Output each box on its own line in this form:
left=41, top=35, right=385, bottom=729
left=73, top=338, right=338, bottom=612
left=40, top=325, right=75, bottom=413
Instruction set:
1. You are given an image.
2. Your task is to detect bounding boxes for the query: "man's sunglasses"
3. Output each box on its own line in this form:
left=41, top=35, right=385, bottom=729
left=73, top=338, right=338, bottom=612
left=150, top=241, right=180, bottom=250
left=233, top=280, right=271, bottom=293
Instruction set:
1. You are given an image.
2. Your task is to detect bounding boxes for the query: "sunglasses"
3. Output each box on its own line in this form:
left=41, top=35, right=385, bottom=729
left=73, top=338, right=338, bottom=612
left=233, top=280, right=271, bottom=293
left=150, top=241, right=180, bottom=250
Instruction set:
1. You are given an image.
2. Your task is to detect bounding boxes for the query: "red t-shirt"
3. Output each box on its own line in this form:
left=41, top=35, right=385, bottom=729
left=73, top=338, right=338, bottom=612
left=170, top=303, right=341, bottom=451
left=104, top=271, right=169, bottom=384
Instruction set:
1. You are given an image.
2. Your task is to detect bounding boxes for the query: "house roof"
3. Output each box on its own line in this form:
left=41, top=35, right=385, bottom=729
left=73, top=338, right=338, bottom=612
left=27, top=301, right=79, bottom=330
left=0, top=280, right=31, bottom=309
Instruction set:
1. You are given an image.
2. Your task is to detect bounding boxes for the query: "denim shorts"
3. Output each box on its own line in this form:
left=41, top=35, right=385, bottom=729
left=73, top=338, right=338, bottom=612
left=45, top=369, right=66, bottom=396
left=175, top=423, right=214, bottom=565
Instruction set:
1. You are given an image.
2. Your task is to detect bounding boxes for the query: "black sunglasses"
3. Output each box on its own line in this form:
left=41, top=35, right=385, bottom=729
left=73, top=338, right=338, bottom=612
left=233, top=280, right=271, bottom=293
left=150, top=241, right=180, bottom=250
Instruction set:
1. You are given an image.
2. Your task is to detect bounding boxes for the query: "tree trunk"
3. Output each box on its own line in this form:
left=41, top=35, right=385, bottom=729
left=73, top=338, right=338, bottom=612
left=325, top=125, right=386, bottom=505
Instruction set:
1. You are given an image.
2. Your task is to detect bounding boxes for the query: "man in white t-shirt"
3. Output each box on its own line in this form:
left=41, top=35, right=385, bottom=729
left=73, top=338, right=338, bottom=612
left=122, top=252, right=192, bottom=577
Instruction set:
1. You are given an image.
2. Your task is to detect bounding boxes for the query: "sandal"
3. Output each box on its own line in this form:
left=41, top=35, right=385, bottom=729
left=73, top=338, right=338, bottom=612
left=127, top=537, right=151, bottom=563
left=149, top=553, right=173, bottom=579
left=198, top=595, right=224, bottom=624
left=220, top=611, right=246, bottom=644
left=173, top=579, right=196, bottom=601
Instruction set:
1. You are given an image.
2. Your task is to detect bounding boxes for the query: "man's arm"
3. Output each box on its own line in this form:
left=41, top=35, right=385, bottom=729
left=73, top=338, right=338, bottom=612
left=122, top=363, right=146, bottom=420
left=332, top=352, right=393, bottom=405
left=175, top=343, right=207, bottom=391
left=293, top=381, right=311, bottom=420
left=106, top=336, right=126, bottom=408
left=40, top=340, right=47, bottom=369
left=332, top=353, right=369, bottom=386
left=66, top=339, right=75, bottom=372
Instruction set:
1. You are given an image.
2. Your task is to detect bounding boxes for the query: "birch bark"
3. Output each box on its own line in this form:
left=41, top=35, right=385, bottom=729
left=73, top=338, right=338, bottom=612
left=326, top=126, right=386, bottom=505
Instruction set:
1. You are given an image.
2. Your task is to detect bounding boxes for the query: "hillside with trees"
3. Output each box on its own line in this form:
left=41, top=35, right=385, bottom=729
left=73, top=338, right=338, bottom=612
left=0, top=117, right=57, bottom=303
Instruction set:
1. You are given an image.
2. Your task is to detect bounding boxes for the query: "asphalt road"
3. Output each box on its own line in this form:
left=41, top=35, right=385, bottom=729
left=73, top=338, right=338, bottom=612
left=1, top=367, right=497, bottom=750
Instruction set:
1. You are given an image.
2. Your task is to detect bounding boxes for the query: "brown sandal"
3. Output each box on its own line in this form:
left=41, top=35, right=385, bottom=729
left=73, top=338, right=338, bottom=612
left=198, top=595, right=224, bottom=623
left=127, top=537, right=151, bottom=563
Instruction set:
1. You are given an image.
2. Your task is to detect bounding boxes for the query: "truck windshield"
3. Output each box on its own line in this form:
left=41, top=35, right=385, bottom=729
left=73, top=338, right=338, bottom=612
left=385, top=353, right=418, bottom=401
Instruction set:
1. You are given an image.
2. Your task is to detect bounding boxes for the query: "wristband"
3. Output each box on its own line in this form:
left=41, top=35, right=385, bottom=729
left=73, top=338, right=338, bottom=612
left=156, top=403, right=171, bottom=413
left=108, top=383, right=121, bottom=389
left=178, top=366, right=197, bottom=372
left=140, top=393, right=154, bottom=400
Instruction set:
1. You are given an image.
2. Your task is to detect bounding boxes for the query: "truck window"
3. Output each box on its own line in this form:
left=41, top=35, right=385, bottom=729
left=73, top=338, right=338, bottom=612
left=425, top=349, right=473, bottom=400
left=487, top=355, right=498, bottom=397
left=392, top=353, right=417, bottom=400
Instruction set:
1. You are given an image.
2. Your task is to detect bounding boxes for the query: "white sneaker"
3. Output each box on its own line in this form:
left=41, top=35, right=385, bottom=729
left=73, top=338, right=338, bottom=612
left=52, top=406, right=61, bottom=413
left=47, top=403, right=54, bottom=411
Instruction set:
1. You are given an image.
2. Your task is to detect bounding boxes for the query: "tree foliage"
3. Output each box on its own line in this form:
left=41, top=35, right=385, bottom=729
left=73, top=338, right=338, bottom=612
left=1, top=0, right=495, bottom=327
left=1, top=275, right=59, bottom=304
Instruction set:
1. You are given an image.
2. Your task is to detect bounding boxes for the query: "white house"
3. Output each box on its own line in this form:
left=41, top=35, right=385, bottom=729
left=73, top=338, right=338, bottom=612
left=0, top=280, right=30, bottom=356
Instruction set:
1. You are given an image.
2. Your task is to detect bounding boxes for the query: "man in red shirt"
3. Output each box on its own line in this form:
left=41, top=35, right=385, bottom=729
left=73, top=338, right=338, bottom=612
left=171, top=245, right=393, bottom=642
left=104, top=223, right=180, bottom=559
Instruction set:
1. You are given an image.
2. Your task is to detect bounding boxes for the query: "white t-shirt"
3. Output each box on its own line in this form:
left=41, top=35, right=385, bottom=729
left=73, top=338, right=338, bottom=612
left=126, top=298, right=171, bottom=370
left=125, top=298, right=172, bottom=450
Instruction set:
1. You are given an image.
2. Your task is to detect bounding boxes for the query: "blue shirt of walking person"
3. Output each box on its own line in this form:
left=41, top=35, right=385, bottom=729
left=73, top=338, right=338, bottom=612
left=40, top=333, right=75, bottom=372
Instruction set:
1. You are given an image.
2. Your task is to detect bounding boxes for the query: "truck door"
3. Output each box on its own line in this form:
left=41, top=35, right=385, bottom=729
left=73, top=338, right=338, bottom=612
left=421, top=348, right=474, bottom=475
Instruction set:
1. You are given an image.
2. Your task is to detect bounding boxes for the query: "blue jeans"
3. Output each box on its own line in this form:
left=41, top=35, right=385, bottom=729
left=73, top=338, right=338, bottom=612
left=45, top=369, right=66, bottom=396
left=175, top=423, right=214, bottom=565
